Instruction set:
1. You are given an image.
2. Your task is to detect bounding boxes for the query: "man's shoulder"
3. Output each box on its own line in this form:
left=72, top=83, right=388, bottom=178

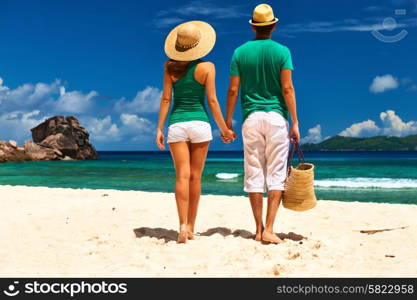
left=269, top=40, right=291, bottom=52
left=233, top=41, right=253, bottom=54
left=234, top=40, right=291, bottom=52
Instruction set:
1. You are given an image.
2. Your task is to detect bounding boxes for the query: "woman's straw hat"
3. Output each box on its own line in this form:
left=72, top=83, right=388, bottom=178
left=164, top=21, right=216, bottom=61
left=249, top=4, right=279, bottom=26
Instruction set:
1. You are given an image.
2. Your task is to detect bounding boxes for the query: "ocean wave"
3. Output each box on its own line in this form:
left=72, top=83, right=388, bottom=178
left=315, top=177, right=417, bottom=189
left=215, top=173, right=240, bottom=180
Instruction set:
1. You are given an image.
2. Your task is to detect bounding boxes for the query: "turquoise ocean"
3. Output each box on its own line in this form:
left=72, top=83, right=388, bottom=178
left=1, top=151, right=416, bottom=204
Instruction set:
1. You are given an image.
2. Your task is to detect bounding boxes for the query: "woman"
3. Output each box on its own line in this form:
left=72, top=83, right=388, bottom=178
left=156, top=21, right=235, bottom=243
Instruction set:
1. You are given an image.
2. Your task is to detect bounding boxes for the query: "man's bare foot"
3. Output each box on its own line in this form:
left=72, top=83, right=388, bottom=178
left=255, top=226, right=264, bottom=241
left=262, top=231, right=284, bottom=244
left=177, top=225, right=187, bottom=243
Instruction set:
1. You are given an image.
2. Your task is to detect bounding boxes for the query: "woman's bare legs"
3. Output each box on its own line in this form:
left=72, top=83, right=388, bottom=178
left=169, top=142, right=191, bottom=243
left=187, top=141, right=210, bottom=239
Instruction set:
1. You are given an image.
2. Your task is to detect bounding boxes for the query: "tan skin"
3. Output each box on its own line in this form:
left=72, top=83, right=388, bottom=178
left=156, top=61, right=235, bottom=243
left=225, top=25, right=300, bottom=244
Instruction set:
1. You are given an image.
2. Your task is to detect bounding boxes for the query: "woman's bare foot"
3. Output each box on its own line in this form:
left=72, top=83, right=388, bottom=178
left=186, top=224, right=195, bottom=240
left=177, top=225, right=188, bottom=243
left=262, top=231, right=284, bottom=244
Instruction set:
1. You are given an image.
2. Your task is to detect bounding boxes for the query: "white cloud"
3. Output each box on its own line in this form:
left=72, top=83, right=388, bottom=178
left=82, top=113, right=157, bottom=143
left=380, top=110, right=417, bottom=136
left=301, top=124, right=323, bottom=143
left=408, top=84, right=417, bottom=91
left=339, top=120, right=381, bottom=137
left=82, top=116, right=121, bottom=142
left=172, top=1, right=245, bottom=18
left=0, top=110, right=46, bottom=142
left=401, top=77, right=417, bottom=92
left=369, top=74, right=399, bottom=93
left=114, top=86, right=161, bottom=114
left=30, top=82, right=60, bottom=102
left=0, top=78, right=9, bottom=96
left=363, top=6, right=386, bottom=12
left=155, top=1, right=246, bottom=28
left=339, top=110, right=417, bottom=138
left=120, top=113, right=155, bottom=141
left=280, top=17, right=416, bottom=34
left=0, top=79, right=60, bottom=110
left=155, top=17, right=184, bottom=29
left=0, top=77, right=160, bottom=148
left=54, top=90, right=98, bottom=114
left=0, top=78, right=98, bottom=114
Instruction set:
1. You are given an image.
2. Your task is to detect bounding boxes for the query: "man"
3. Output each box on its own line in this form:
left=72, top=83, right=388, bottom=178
left=226, top=3, right=300, bottom=244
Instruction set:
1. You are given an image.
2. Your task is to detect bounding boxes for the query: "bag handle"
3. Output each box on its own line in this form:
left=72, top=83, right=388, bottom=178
left=287, top=141, right=305, bottom=176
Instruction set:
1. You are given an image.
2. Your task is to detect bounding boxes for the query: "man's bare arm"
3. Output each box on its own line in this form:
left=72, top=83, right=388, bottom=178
left=226, top=76, right=240, bottom=129
left=280, top=69, right=300, bottom=142
left=204, top=62, right=234, bottom=141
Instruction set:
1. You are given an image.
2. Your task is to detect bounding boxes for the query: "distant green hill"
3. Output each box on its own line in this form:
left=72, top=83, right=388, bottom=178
left=301, top=135, right=417, bottom=151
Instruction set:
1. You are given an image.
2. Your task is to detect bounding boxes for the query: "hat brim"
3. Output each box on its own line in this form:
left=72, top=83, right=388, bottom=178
left=164, top=21, right=216, bottom=61
left=249, top=18, right=279, bottom=26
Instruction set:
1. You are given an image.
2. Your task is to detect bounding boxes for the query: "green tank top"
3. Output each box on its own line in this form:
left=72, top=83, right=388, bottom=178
left=168, top=60, right=210, bottom=126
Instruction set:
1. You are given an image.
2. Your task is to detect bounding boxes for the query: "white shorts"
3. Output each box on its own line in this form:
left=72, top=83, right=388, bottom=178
left=167, top=121, right=213, bottom=144
left=242, top=111, right=290, bottom=193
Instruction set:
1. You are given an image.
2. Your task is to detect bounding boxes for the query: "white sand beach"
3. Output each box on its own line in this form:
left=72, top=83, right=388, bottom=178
left=0, top=184, right=416, bottom=277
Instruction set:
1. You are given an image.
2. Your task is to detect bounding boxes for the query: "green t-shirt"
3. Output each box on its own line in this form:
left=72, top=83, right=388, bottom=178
left=230, top=39, right=293, bottom=122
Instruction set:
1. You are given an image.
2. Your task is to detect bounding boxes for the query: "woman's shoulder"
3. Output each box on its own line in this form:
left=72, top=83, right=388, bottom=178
left=197, top=60, right=215, bottom=70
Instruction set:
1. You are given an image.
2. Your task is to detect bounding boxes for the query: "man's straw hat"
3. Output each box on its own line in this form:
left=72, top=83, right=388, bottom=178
left=164, top=21, right=216, bottom=61
left=249, top=4, right=279, bottom=26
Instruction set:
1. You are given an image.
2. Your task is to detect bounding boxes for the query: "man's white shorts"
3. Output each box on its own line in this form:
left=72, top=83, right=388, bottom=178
left=167, top=121, right=213, bottom=144
left=242, top=111, right=290, bottom=193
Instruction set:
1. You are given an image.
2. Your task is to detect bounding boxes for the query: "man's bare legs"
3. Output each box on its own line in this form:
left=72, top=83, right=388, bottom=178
left=262, top=190, right=284, bottom=244
left=249, top=193, right=264, bottom=241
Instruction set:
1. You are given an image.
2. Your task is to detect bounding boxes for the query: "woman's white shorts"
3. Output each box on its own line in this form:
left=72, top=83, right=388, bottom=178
left=167, top=121, right=213, bottom=144
left=242, top=111, right=290, bottom=193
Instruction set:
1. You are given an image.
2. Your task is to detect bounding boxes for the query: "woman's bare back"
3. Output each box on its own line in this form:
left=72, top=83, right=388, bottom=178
left=169, top=61, right=213, bottom=86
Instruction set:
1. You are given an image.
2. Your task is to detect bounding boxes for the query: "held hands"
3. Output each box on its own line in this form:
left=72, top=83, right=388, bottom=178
left=290, top=123, right=300, bottom=144
left=156, top=129, right=165, bottom=150
left=221, top=128, right=237, bottom=144
left=221, top=120, right=237, bottom=143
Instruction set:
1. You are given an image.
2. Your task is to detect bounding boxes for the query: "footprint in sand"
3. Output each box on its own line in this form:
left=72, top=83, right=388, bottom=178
left=286, top=250, right=300, bottom=260
left=272, top=264, right=285, bottom=276
left=312, top=241, right=321, bottom=250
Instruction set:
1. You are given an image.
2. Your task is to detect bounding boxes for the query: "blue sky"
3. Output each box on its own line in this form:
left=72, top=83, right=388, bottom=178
left=0, top=0, right=416, bottom=150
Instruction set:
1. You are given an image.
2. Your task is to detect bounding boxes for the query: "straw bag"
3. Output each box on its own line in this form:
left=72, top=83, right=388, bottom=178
left=282, top=142, right=317, bottom=211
